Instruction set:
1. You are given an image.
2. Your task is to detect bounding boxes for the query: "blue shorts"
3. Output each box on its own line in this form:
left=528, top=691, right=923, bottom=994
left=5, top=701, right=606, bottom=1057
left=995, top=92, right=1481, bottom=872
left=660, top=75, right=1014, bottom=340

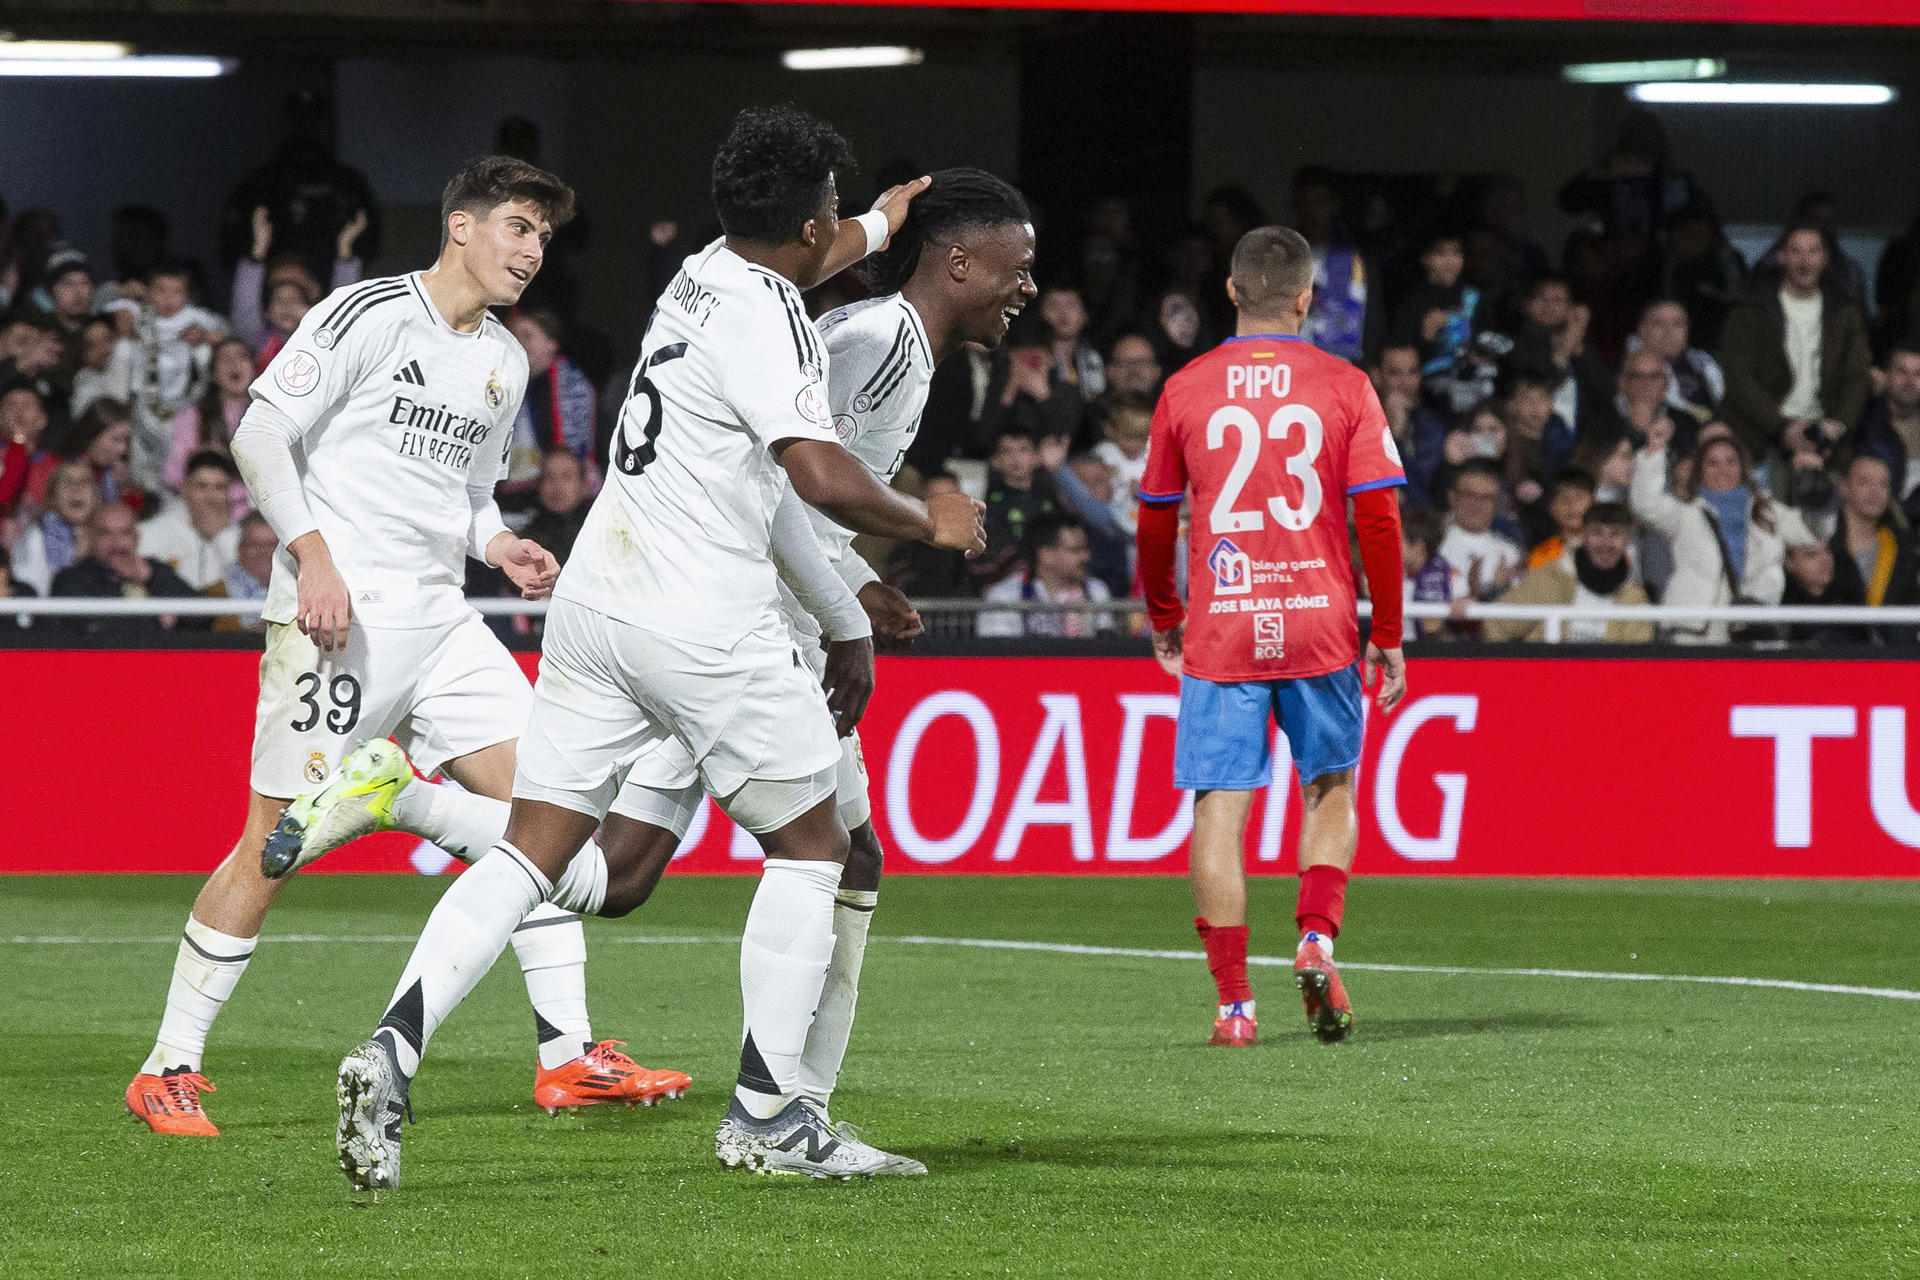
left=1173, top=667, right=1363, bottom=791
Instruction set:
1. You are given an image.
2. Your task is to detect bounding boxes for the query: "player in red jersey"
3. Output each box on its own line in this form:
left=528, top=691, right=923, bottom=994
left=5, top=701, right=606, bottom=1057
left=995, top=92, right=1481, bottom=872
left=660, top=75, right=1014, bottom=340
left=1136, top=226, right=1408, bottom=1047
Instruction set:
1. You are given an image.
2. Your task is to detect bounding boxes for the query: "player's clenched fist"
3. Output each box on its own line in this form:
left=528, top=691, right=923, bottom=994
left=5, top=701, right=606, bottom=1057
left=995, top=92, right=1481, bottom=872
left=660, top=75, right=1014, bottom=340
left=925, top=490, right=987, bottom=556
left=497, top=537, right=561, bottom=600
left=857, top=581, right=923, bottom=652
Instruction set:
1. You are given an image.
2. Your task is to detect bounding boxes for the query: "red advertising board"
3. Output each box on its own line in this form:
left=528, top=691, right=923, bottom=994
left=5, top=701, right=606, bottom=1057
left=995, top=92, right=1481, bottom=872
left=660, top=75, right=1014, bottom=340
left=4, top=650, right=1919, bottom=877
left=617, top=0, right=1920, bottom=28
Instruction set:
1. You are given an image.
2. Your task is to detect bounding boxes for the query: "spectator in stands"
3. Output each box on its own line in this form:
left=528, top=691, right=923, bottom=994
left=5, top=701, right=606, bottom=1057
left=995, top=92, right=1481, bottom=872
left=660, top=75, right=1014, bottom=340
left=1147, top=288, right=1209, bottom=373
left=0, top=312, right=64, bottom=396
left=1294, top=166, right=1379, bottom=364
left=1828, top=454, right=1919, bottom=642
left=109, top=261, right=228, bottom=492
left=10, top=459, right=98, bottom=596
left=1401, top=504, right=1452, bottom=639
left=1477, top=176, right=1552, bottom=314
left=0, top=379, right=49, bottom=518
left=1616, top=347, right=1687, bottom=453
left=505, top=310, right=598, bottom=490
left=1718, top=223, right=1871, bottom=467
left=35, top=246, right=95, bottom=375
left=1485, top=501, right=1653, bottom=643
left=1630, top=416, right=1816, bottom=643
left=980, top=428, right=1059, bottom=589
left=1852, top=343, right=1920, bottom=518
left=1501, top=367, right=1574, bottom=544
left=1090, top=390, right=1151, bottom=530
left=1437, top=400, right=1509, bottom=519
left=24, top=398, right=136, bottom=513
left=993, top=336, right=1086, bottom=444
left=69, top=317, right=122, bottom=420
left=52, top=502, right=200, bottom=635
left=1631, top=297, right=1721, bottom=423
left=886, top=470, right=972, bottom=598
left=1104, top=333, right=1162, bottom=398
left=1569, top=430, right=1636, bottom=507
left=230, top=204, right=364, bottom=366
left=1759, top=192, right=1869, bottom=309
left=1504, top=275, right=1613, bottom=440
left=1780, top=540, right=1865, bottom=644
left=1663, top=201, right=1748, bottom=356
left=1040, top=432, right=1131, bottom=599
left=1040, top=285, right=1105, bottom=399
left=520, top=447, right=592, bottom=566
left=1372, top=342, right=1448, bottom=507
left=978, top=510, right=1113, bottom=638
left=162, top=338, right=254, bottom=505
left=138, top=450, right=240, bottom=590
left=1201, top=185, right=1264, bottom=335
left=207, top=511, right=275, bottom=631
left=0, top=206, right=62, bottom=311
left=1525, top=470, right=1595, bottom=570
left=219, top=88, right=381, bottom=283
left=1440, top=459, right=1522, bottom=601
left=1392, top=230, right=1475, bottom=379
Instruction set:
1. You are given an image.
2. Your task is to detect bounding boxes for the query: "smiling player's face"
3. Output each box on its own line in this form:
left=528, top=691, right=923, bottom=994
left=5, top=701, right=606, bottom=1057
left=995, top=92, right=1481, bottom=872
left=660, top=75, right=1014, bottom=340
left=953, top=222, right=1038, bottom=348
left=465, top=198, right=551, bottom=307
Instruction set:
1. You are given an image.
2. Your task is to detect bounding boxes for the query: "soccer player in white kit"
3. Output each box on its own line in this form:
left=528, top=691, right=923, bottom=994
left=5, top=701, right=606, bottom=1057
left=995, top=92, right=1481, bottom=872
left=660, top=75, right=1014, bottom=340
left=332, top=106, right=987, bottom=1188
left=123, top=158, right=680, bottom=1137
left=598, top=167, right=1039, bottom=1132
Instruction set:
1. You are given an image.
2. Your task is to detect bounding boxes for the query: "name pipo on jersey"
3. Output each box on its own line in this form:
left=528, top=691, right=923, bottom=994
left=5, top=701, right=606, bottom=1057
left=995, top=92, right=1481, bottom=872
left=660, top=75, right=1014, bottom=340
left=251, top=273, right=527, bottom=629
left=556, top=240, right=841, bottom=647
left=1139, top=335, right=1404, bottom=682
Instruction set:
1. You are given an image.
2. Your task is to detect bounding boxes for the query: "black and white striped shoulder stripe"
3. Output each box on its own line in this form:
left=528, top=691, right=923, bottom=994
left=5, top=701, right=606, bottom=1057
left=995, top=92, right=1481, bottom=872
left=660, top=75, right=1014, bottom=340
left=855, top=316, right=922, bottom=414
left=750, top=268, right=824, bottom=374
left=310, top=276, right=410, bottom=348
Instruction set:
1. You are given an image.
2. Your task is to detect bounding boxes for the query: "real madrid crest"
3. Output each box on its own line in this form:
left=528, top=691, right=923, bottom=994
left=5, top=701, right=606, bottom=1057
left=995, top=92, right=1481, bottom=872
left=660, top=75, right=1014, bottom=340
left=485, top=372, right=505, bottom=410
left=305, top=751, right=331, bottom=785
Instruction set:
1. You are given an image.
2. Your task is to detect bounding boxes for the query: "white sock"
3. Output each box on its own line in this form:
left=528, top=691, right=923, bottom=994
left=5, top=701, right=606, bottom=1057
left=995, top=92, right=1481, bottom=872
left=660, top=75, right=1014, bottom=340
left=513, top=904, right=595, bottom=1072
left=735, top=859, right=841, bottom=1119
left=389, top=779, right=510, bottom=861
left=1299, top=930, right=1334, bottom=959
left=1217, top=999, right=1257, bottom=1020
left=376, top=842, right=551, bottom=1079
left=141, top=915, right=256, bottom=1075
left=797, top=891, right=876, bottom=1104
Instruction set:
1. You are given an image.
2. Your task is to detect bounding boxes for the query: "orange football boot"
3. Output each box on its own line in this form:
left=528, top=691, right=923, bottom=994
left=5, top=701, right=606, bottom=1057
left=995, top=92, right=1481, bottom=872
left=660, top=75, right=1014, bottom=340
left=126, top=1069, right=220, bottom=1136
left=1294, top=935, right=1354, bottom=1043
left=1208, top=1001, right=1257, bottom=1047
left=534, top=1040, right=691, bottom=1116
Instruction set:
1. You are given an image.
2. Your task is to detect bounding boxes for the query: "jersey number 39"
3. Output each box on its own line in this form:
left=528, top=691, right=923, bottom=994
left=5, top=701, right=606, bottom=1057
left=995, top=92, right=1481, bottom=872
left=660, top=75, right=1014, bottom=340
left=1204, top=403, right=1324, bottom=534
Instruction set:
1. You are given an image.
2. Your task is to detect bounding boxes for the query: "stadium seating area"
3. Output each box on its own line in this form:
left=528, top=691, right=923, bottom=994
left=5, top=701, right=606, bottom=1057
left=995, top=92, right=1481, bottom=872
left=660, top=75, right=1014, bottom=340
left=6, top=101, right=1920, bottom=644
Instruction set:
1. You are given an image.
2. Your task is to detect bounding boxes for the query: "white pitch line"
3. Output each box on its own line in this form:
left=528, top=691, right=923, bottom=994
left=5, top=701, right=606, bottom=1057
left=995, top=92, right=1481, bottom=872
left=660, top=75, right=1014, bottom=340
left=10, top=931, right=1918, bottom=1003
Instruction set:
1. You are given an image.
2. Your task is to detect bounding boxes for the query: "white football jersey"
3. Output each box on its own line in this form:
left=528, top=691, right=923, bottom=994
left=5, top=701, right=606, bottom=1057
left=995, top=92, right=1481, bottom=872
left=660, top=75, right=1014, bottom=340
left=777, top=294, right=934, bottom=639
left=556, top=239, right=840, bottom=647
left=251, top=273, right=526, bottom=629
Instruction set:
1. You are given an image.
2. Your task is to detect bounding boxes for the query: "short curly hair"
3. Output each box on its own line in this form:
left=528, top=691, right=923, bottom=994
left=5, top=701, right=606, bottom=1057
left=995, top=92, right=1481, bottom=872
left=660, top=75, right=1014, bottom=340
left=711, top=104, right=854, bottom=244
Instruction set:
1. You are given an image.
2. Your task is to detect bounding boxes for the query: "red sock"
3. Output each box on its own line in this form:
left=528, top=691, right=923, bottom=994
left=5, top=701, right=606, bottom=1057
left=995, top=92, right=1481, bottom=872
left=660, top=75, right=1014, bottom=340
left=1195, top=917, right=1252, bottom=1004
left=1295, top=865, right=1350, bottom=939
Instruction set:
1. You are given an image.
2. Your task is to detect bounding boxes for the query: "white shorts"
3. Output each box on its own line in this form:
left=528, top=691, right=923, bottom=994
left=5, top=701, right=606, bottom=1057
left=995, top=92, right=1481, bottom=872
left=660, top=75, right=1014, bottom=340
left=249, top=613, right=531, bottom=798
left=609, top=608, right=872, bottom=833
left=514, top=598, right=841, bottom=825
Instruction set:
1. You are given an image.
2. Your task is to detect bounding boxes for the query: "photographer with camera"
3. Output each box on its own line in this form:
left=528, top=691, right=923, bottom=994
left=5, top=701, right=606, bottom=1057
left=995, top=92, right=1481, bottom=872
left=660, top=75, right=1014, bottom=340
left=1718, top=223, right=1870, bottom=478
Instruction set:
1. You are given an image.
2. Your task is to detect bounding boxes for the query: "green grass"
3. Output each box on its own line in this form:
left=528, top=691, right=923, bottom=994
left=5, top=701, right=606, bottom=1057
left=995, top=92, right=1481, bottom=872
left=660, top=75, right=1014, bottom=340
left=6, top=875, right=1919, bottom=1279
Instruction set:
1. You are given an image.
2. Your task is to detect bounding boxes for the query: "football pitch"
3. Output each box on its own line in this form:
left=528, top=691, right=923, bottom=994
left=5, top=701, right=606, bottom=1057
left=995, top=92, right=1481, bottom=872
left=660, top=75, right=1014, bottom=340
left=7, top=874, right=1918, bottom=1279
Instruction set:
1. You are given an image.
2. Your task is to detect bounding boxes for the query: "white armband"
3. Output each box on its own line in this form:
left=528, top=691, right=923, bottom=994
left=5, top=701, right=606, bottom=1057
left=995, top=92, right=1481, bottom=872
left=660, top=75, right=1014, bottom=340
left=855, top=210, right=891, bottom=259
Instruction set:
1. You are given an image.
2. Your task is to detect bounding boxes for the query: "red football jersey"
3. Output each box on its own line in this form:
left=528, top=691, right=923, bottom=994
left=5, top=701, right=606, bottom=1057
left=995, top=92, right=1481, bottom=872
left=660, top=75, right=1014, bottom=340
left=1139, top=335, right=1405, bottom=682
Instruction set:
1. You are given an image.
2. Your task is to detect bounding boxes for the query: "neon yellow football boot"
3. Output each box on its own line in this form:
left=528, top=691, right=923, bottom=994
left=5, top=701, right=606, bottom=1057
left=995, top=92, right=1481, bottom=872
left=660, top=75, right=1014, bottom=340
left=261, top=739, right=412, bottom=878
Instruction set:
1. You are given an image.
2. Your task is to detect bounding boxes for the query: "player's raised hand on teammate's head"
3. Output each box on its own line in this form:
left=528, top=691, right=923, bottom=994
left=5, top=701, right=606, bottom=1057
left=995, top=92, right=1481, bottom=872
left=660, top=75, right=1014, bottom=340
left=1151, top=624, right=1183, bottom=680
left=1365, top=642, right=1407, bottom=712
left=857, top=581, right=923, bottom=652
left=290, top=533, right=351, bottom=652
left=871, top=176, right=932, bottom=248
left=821, top=636, right=876, bottom=737
left=498, top=537, right=561, bottom=600
left=925, top=491, right=987, bottom=557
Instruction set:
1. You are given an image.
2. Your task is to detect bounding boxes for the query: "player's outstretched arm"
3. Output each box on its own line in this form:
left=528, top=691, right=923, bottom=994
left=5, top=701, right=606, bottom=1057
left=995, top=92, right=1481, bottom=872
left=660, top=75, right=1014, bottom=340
left=776, top=438, right=985, bottom=554
left=811, top=176, right=931, bottom=286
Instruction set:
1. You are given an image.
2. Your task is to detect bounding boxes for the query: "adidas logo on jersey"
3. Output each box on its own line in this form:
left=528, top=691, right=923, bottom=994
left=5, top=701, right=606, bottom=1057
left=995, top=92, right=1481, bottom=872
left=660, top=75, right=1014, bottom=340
left=392, top=360, right=426, bottom=386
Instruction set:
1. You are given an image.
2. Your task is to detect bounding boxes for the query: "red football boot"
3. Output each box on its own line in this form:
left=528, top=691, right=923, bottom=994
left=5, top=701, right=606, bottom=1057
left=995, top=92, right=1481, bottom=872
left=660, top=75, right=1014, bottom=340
left=534, top=1040, right=691, bottom=1116
left=1294, top=935, right=1353, bottom=1043
left=1207, top=1001, right=1257, bottom=1047
left=126, top=1069, right=220, bottom=1136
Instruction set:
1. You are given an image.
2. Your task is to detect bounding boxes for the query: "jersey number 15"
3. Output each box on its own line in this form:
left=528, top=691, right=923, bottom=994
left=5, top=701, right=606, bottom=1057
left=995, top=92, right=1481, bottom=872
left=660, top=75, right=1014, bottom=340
left=1205, top=403, right=1324, bottom=534
left=612, top=344, right=688, bottom=480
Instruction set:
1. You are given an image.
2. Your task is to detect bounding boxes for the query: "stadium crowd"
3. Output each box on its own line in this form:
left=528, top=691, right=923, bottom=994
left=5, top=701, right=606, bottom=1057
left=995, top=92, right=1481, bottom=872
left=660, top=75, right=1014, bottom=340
left=6, top=106, right=1920, bottom=645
